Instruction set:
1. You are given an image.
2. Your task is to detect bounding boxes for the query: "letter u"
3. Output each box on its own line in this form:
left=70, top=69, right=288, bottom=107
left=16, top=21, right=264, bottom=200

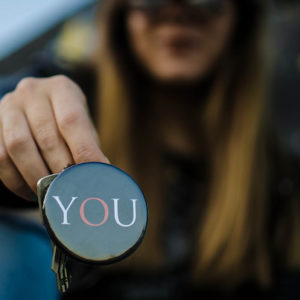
left=112, top=199, right=137, bottom=227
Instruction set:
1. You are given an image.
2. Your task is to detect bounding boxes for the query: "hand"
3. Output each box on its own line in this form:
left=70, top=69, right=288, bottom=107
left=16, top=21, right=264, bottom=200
left=0, top=75, right=108, bottom=201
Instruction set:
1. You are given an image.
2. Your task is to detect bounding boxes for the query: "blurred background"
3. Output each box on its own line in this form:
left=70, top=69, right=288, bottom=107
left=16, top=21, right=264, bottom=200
left=0, top=0, right=299, bottom=157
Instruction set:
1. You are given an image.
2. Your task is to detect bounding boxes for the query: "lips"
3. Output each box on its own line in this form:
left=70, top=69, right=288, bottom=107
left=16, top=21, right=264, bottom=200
left=155, top=26, right=203, bottom=53
left=162, top=36, right=196, bottom=49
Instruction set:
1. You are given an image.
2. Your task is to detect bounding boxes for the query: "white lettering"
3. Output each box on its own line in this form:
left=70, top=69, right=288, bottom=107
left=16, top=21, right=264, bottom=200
left=112, top=198, right=137, bottom=227
left=52, top=196, right=78, bottom=225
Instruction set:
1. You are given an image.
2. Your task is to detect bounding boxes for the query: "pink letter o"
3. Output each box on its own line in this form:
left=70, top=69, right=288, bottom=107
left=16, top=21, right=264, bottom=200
left=80, top=197, right=109, bottom=227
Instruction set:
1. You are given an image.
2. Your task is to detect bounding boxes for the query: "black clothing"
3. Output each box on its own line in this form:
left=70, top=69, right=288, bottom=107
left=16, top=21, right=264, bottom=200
left=0, top=58, right=300, bottom=299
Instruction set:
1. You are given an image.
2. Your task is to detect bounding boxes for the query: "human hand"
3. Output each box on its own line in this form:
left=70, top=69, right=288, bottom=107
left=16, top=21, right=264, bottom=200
left=0, top=75, right=108, bottom=201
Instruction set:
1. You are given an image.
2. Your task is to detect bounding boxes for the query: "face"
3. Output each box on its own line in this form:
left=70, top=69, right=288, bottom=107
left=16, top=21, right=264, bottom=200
left=126, top=0, right=236, bottom=83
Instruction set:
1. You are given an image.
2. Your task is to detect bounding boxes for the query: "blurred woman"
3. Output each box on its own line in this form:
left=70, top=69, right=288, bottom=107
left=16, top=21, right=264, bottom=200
left=0, top=0, right=299, bottom=298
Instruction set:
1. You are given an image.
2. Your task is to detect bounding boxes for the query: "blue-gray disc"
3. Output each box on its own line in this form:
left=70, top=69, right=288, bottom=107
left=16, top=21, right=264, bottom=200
left=43, top=162, right=148, bottom=263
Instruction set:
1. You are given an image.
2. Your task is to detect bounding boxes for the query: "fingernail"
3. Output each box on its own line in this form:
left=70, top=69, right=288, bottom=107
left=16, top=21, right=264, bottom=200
left=105, top=157, right=111, bottom=164
left=30, top=193, right=38, bottom=202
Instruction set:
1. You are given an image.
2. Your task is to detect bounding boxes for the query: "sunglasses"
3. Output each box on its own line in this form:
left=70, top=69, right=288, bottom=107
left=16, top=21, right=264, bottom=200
left=128, top=0, right=228, bottom=13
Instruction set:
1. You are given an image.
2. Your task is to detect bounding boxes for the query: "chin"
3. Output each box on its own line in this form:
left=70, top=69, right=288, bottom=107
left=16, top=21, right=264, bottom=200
left=150, top=67, right=207, bottom=85
left=146, top=58, right=212, bottom=84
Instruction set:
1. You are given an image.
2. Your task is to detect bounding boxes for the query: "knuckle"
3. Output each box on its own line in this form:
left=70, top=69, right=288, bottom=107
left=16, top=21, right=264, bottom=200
left=0, top=92, right=14, bottom=112
left=50, top=75, right=86, bottom=104
left=74, top=144, right=94, bottom=162
left=1, top=92, right=13, bottom=103
left=5, top=133, right=28, bottom=153
left=36, top=129, right=57, bottom=151
left=16, top=77, right=38, bottom=92
left=50, top=75, right=72, bottom=88
left=59, top=110, right=81, bottom=130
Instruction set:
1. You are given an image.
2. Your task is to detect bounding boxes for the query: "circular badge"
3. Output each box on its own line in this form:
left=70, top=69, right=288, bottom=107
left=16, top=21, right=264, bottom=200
left=42, top=162, right=148, bottom=264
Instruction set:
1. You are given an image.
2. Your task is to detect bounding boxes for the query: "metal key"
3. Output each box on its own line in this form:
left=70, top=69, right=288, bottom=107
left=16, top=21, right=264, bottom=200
left=51, top=245, right=71, bottom=293
left=37, top=173, right=72, bottom=293
left=37, top=173, right=58, bottom=220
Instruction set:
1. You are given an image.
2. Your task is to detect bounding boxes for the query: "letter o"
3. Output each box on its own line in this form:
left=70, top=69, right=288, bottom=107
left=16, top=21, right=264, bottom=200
left=80, top=197, right=109, bottom=227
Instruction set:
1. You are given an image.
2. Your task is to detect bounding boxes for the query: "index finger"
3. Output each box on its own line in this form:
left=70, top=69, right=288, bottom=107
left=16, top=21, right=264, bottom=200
left=47, top=77, right=109, bottom=164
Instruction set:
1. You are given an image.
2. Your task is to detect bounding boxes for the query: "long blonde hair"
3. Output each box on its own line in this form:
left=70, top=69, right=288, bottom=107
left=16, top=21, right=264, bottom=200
left=94, top=0, right=300, bottom=288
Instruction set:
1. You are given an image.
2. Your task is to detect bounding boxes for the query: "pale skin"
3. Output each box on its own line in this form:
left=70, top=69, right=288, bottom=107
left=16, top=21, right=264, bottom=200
left=0, top=76, right=108, bottom=200
left=0, top=1, right=235, bottom=201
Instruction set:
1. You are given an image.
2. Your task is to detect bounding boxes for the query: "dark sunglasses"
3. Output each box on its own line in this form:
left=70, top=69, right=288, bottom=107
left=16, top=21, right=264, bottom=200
left=128, top=0, right=228, bottom=13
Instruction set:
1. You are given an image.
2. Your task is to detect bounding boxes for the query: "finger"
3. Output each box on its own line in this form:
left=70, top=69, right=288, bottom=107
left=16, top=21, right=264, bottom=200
left=24, top=95, right=74, bottom=173
left=2, top=109, right=50, bottom=192
left=48, top=79, right=108, bottom=164
left=0, top=124, right=33, bottom=201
